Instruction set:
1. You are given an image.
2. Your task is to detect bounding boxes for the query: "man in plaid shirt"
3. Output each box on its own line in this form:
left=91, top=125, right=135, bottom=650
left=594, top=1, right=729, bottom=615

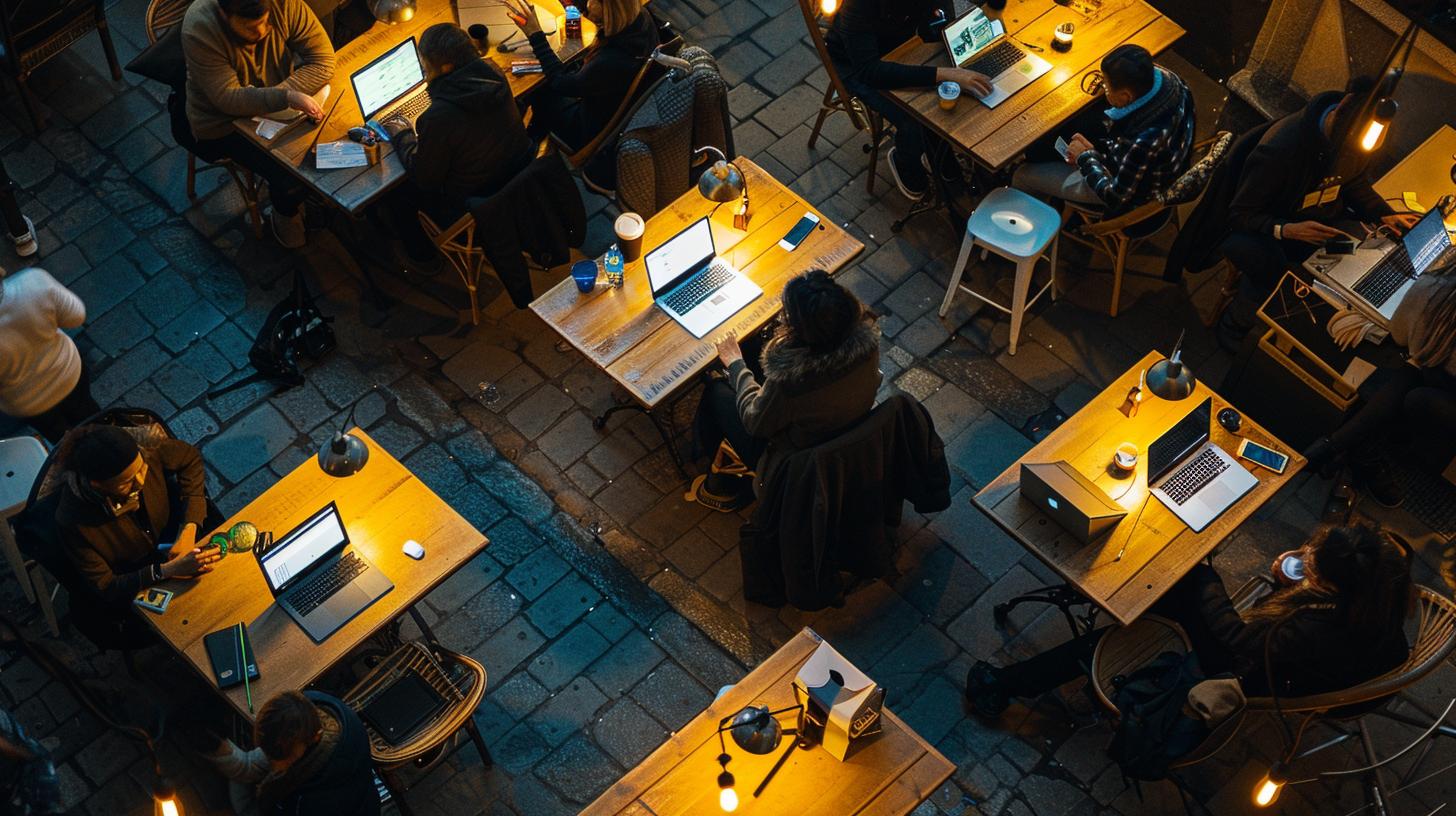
left=1013, top=45, right=1194, bottom=216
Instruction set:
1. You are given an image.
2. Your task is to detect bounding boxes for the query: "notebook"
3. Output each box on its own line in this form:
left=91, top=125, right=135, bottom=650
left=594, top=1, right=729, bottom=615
left=359, top=673, right=444, bottom=745
left=204, top=623, right=260, bottom=690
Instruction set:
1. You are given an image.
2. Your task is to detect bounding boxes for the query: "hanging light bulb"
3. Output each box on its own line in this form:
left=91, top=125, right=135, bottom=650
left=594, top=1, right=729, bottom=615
left=1253, top=763, right=1287, bottom=807
left=153, top=782, right=184, bottom=816
left=820, top=0, right=838, bottom=14
left=716, top=753, right=738, bottom=812
left=1359, top=98, right=1398, bottom=152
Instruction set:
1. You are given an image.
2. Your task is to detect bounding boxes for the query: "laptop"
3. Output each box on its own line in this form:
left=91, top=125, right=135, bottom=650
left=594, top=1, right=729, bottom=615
left=350, top=37, right=431, bottom=126
left=1307, top=208, right=1455, bottom=325
left=645, top=217, right=762, bottom=338
left=1147, top=398, right=1259, bottom=533
left=254, top=502, right=393, bottom=644
left=1020, top=461, right=1127, bottom=543
left=941, top=7, right=1052, bottom=108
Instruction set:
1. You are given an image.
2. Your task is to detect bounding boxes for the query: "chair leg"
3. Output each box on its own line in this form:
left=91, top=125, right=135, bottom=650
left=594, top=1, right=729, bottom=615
left=865, top=113, right=882, bottom=196
left=16, top=74, right=46, bottom=132
left=807, top=86, right=835, bottom=150
left=0, top=521, right=34, bottom=604
left=939, top=231, right=975, bottom=318
left=382, top=770, right=414, bottom=816
left=186, top=154, right=199, bottom=200
left=1048, top=234, right=1060, bottom=301
left=464, top=718, right=494, bottom=770
left=97, top=19, right=123, bottom=81
left=1008, top=257, right=1034, bottom=355
left=1109, top=236, right=1128, bottom=317
left=27, top=563, right=59, bottom=637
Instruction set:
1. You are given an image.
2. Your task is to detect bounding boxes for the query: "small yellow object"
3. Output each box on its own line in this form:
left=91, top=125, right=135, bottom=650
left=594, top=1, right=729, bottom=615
left=1403, top=191, right=1426, bottom=213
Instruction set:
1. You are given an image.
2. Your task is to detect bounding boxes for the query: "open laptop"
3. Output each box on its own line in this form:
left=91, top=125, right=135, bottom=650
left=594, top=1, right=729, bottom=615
left=254, top=502, right=393, bottom=644
left=645, top=217, right=762, bottom=338
left=350, top=37, right=431, bottom=126
left=941, top=7, right=1052, bottom=108
left=1306, top=208, right=1455, bottom=325
left=1020, top=461, right=1127, bottom=543
left=1147, top=398, right=1259, bottom=533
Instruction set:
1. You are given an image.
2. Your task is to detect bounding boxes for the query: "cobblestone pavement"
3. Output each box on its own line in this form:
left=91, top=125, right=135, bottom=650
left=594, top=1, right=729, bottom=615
left=2, top=0, right=1454, bottom=814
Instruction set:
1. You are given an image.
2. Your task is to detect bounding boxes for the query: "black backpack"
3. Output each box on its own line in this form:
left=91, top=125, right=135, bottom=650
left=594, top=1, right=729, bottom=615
left=1106, top=650, right=1210, bottom=782
left=248, top=269, right=335, bottom=387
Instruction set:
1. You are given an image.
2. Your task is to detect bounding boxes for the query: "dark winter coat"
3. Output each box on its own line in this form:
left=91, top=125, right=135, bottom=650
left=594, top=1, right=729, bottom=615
left=469, top=154, right=586, bottom=308
left=257, top=692, right=380, bottom=816
left=825, top=0, right=952, bottom=90
left=1075, top=66, right=1195, bottom=215
left=527, top=8, right=659, bottom=145
left=1163, top=121, right=1272, bottom=279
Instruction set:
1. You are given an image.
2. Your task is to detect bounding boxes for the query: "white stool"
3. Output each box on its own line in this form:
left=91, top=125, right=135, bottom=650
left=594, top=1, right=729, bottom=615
left=0, top=437, right=47, bottom=605
left=938, top=187, right=1060, bottom=355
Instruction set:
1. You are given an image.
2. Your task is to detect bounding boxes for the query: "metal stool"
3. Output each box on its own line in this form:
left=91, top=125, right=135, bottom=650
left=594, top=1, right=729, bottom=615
left=0, top=437, right=47, bottom=607
left=939, top=187, right=1060, bottom=354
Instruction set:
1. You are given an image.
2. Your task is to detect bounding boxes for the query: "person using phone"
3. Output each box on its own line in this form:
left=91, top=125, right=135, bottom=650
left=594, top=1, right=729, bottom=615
left=824, top=0, right=991, bottom=202
left=180, top=0, right=336, bottom=248
left=1011, top=45, right=1194, bottom=214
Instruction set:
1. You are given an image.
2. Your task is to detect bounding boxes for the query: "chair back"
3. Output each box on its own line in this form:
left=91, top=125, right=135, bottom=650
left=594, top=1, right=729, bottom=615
left=1079, top=130, right=1236, bottom=239
left=561, top=23, right=681, bottom=170
left=145, top=0, right=192, bottom=43
left=1156, top=130, right=1236, bottom=207
left=344, top=641, right=488, bottom=766
left=0, top=0, right=102, bottom=61
left=796, top=0, right=862, bottom=127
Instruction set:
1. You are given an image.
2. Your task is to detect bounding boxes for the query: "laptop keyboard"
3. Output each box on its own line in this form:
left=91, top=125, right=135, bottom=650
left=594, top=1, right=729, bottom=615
left=966, top=40, right=1025, bottom=79
left=1353, top=250, right=1415, bottom=307
left=290, top=552, right=367, bottom=616
left=662, top=262, right=734, bottom=315
left=387, top=92, right=431, bottom=124
left=1159, top=448, right=1230, bottom=505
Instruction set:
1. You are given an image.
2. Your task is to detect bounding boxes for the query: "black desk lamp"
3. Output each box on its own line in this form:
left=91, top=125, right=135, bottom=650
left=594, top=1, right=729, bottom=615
left=695, top=145, right=751, bottom=229
left=1146, top=331, right=1195, bottom=401
left=713, top=704, right=804, bottom=811
left=318, top=400, right=370, bottom=477
left=368, top=0, right=416, bottom=23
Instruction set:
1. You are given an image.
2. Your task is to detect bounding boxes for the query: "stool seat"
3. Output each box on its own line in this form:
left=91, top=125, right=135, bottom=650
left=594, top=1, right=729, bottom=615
left=0, top=437, right=46, bottom=517
left=967, top=187, right=1062, bottom=259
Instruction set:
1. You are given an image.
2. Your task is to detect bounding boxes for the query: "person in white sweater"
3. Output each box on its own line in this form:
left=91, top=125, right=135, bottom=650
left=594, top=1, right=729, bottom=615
left=0, top=267, right=98, bottom=443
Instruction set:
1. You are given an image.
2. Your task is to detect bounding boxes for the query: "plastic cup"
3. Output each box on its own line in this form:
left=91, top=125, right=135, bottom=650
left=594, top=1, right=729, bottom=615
left=1113, top=442, right=1138, bottom=472
left=938, top=81, right=961, bottom=111
left=615, top=212, right=645, bottom=262
left=1275, top=551, right=1306, bottom=583
left=571, top=259, right=599, bottom=293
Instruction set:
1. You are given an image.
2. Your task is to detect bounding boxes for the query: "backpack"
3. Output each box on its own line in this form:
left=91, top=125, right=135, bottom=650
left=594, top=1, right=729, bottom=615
left=248, top=269, right=336, bottom=387
left=1106, top=650, right=1210, bottom=782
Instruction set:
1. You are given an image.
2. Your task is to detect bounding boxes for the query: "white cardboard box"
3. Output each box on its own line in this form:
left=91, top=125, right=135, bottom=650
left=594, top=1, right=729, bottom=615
left=792, top=640, right=885, bottom=761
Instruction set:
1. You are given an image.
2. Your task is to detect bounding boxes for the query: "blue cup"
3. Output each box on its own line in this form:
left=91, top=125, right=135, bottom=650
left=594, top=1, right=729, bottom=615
left=571, top=259, right=599, bottom=293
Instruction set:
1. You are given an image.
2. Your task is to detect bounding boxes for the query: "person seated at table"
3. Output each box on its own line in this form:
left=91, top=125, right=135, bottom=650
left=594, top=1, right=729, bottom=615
left=196, top=690, right=379, bottom=816
left=1012, top=45, right=1195, bottom=215
left=1304, top=264, right=1456, bottom=506
left=504, top=0, right=660, bottom=152
left=965, top=524, right=1412, bottom=716
left=702, top=269, right=882, bottom=493
left=378, top=23, right=534, bottom=272
left=181, top=0, right=336, bottom=249
left=824, top=0, right=991, bottom=202
left=55, top=426, right=223, bottom=614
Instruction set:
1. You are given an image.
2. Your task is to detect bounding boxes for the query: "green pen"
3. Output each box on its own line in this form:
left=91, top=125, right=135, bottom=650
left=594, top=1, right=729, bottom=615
left=237, top=622, right=253, bottom=714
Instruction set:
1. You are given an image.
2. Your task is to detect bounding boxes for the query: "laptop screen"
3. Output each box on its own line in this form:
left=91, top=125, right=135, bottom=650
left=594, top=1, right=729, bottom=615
left=1402, top=208, right=1452, bottom=276
left=944, top=9, right=1003, bottom=67
left=351, top=38, right=425, bottom=121
left=645, top=218, right=715, bottom=295
left=1147, top=397, right=1212, bottom=483
left=260, top=503, right=348, bottom=591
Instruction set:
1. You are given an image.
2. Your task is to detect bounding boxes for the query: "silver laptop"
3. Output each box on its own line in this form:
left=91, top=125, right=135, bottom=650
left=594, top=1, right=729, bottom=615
left=253, top=502, right=393, bottom=644
left=941, top=7, right=1052, bottom=109
left=1305, top=208, right=1454, bottom=325
left=645, top=217, right=762, bottom=339
left=350, top=37, right=431, bottom=126
left=1147, top=398, right=1258, bottom=533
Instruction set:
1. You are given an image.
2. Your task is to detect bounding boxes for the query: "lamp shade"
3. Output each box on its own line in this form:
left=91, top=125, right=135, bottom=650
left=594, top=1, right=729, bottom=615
left=698, top=161, right=746, bottom=203
left=1147, top=332, right=1195, bottom=401
left=727, top=706, right=783, bottom=754
left=368, top=0, right=416, bottom=23
left=318, top=431, right=369, bottom=477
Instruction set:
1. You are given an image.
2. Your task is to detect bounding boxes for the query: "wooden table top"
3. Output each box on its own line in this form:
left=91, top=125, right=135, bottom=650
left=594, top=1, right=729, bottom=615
left=530, top=158, right=864, bottom=409
left=139, top=429, right=487, bottom=719
left=1373, top=124, right=1456, bottom=232
left=973, top=351, right=1305, bottom=625
left=582, top=628, right=954, bottom=816
left=884, top=0, right=1184, bottom=171
left=234, top=0, right=597, bottom=215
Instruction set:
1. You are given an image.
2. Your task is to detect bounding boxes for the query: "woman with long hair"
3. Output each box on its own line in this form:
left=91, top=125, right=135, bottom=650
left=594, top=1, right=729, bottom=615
left=966, top=524, right=1413, bottom=715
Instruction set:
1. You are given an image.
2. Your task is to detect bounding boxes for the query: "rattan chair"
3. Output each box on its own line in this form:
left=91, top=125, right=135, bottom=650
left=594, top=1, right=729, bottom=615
left=417, top=211, right=488, bottom=325
left=0, top=0, right=121, bottom=131
left=146, top=0, right=265, bottom=238
left=343, top=641, right=492, bottom=816
left=797, top=0, right=885, bottom=195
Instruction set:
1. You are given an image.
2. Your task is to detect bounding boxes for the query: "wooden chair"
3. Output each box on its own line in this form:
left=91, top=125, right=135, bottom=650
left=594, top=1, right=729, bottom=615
left=417, top=211, right=487, bottom=325
left=1059, top=131, right=1235, bottom=317
left=146, top=0, right=265, bottom=238
left=0, top=0, right=121, bottom=131
left=797, top=0, right=885, bottom=195
left=1090, top=615, right=1192, bottom=715
left=343, top=641, right=492, bottom=816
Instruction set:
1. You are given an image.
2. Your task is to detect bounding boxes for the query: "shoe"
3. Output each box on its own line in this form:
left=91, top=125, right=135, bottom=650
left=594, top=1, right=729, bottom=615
left=1352, top=454, right=1405, bottom=508
left=1302, top=436, right=1340, bottom=475
left=965, top=660, right=1009, bottom=717
left=9, top=215, right=37, bottom=257
left=886, top=147, right=928, bottom=202
left=269, top=207, right=306, bottom=249
left=392, top=240, right=444, bottom=277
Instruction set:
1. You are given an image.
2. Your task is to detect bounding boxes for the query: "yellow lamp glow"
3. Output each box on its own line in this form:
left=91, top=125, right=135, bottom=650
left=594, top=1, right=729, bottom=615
left=154, top=789, right=183, bottom=816
left=820, top=0, right=838, bottom=14
left=719, top=786, right=739, bottom=812
left=1253, top=772, right=1284, bottom=807
left=1358, top=98, right=1399, bottom=153
left=1360, top=120, right=1385, bottom=152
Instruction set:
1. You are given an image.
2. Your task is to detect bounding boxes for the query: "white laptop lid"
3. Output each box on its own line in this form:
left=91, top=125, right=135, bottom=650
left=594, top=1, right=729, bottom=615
left=943, top=8, right=1005, bottom=68
left=645, top=218, right=716, bottom=298
left=351, top=37, right=425, bottom=121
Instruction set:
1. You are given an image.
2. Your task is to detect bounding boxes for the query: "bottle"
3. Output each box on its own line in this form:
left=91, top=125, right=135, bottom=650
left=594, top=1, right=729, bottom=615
left=564, top=5, right=582, bottom=40
left=604, top=243, right=624, bottom=287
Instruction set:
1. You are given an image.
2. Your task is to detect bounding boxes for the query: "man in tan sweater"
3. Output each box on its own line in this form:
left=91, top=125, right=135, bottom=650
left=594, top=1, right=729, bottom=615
left=182, top=0, right=335, bottom=247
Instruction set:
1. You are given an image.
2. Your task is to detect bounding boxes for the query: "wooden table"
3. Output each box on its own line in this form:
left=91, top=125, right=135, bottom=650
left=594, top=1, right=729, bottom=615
left=530, top=158, right=864, bottom=411
left=884, top=0, right=1185, bottom=171
left=1372, top=123, right=1456, bottom=232
left=973, top=351, right=1304, bottom=627
left=582, top=628, right=954, bottom=816
left=140, top=429, right=487, bottom=719
left=234, top=0, right=597, bottom=215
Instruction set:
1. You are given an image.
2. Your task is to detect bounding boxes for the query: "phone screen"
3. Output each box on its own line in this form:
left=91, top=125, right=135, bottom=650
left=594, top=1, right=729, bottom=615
left=1240, top=441, right=1287, bottom=472
left=1055, top=137, right=1071, bottom=160
left=782, top=215, right=817, bottom=249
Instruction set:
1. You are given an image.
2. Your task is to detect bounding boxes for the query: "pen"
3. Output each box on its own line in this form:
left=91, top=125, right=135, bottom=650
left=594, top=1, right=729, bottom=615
left=238, top=622, right=253, bottom=714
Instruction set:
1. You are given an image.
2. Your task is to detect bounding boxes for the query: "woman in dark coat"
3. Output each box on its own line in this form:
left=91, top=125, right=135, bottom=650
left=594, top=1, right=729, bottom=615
left=966, top=524, right=1413, bottom=714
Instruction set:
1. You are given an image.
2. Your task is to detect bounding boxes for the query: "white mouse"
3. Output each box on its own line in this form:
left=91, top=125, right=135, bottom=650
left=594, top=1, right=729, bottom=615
left=402, top=540, right=425, bottom=560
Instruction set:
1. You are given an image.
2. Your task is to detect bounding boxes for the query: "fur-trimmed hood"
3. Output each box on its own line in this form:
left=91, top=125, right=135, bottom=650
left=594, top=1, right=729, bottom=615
left=760, top=321, right=880, bottom=384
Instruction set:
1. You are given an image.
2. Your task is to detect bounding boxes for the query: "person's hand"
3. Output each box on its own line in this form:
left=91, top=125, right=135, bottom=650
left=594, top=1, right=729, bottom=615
left=286, top=89, right=323, bottom=121
left=503, top=0, right=542, bottom=35
left=166, top=523, right=198, bottom=560
left=1381, top=213, right=1422, bottom=233
left=716, top=332, right=743, bottom=368
left=380, top=114, right=411, bottom=140
left=1281, top=220, right=1349, bottom=244
left=939, top=68, right=993, bottom=99
left=1065, top=133, right=1096, bottom=162
left=161, top=546, right=220, bottom=579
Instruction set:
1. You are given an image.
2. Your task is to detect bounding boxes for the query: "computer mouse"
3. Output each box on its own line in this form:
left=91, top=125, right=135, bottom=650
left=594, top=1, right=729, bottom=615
left=402, top=540, right=425, bottom=560
left=1217, top=407, right=1242, bottom=433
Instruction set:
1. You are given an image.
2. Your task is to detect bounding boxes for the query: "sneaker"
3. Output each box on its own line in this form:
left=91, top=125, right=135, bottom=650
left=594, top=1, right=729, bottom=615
left=9, top=215, right=37, bottom=257
left=965, top=660, right=1009, bottom=717
left=269, top=206, right=306, bottom=249
left=1352, top=454, right=1405, bottom=508
left=886, top=147, right=928, bottom=202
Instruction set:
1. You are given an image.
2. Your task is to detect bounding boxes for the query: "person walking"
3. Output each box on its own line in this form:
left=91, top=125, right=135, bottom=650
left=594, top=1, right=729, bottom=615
left=0, top=267, right=98, bottom=443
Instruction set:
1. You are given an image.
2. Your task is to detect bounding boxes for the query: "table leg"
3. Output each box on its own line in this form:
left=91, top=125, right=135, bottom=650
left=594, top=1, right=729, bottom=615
left=993, top=583, right=1099, bottom=637
left=593, top=402, right=687, bottom=477
left=409, top=606, right=441, bottom=649
left=891, top=138, right=974, bottom=239
left=0, top=519, right=35, bottom=604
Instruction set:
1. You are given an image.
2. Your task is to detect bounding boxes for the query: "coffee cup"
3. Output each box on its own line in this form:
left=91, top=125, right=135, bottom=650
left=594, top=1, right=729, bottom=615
left=938, top=81, right=961, bottom=111
left=1113, top=442, right=1138, bottom=472
left=467, top=24, right=489, bottom=54
left=1274, top=550, right=1306, bottom=584
left=615, top=212, right=645, bottom=263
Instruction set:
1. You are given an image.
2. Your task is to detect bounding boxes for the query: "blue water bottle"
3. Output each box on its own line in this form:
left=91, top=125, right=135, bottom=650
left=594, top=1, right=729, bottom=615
left=564, top=4, right=582, bottom=39
left=604, top=243, right=624, bottom=287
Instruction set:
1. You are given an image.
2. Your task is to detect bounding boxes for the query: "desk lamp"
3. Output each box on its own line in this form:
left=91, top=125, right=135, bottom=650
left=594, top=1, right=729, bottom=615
left=696, top=145, right=751, bottom=229
left=317, top=398, right=370, bottom=477
left=713, top=704, right=804, bottom=811
left=368, top=0, right=416, bottom=23
left=1146, top=331, right=1195, bottom=401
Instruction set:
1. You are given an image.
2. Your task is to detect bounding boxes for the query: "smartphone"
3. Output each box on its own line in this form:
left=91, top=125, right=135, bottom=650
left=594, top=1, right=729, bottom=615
left=780, top=212, right=820, bottom=251
left=1237, top=439, right=1289, bottom=474
left=1055, top=136, right=1071, bottom=160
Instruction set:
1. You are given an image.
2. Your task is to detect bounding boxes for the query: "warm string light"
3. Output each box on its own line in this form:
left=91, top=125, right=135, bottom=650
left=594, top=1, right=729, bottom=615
left=819, top=0, right=839, bottom=14
left=1253, top=763, right=1287, bottom=807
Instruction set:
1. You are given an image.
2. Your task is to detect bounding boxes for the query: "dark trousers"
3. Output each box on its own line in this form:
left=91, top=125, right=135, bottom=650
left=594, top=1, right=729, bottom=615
left=192, top=132, right=304, bottom=216
left=1331, top=364, right=1456, bottom=470
left=528, top=94, right=594, bottom=154
left=25, top=360, right=100, bottom=444
left=381, top=181, right=461, bottom=260
left=837, top=72, right=929, bottom=191
left=1219, top=231, right=1315, bottom=294
left=700, top=378, right=767, bottom=466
